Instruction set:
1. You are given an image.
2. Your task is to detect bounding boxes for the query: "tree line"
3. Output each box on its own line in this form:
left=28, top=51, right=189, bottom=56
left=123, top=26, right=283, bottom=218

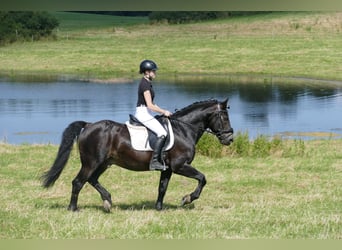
left=0, top=11, right=59, bottom=45
left=148, top=11, right=269, bottom=24
left=76, top=11, right=271, bottom=24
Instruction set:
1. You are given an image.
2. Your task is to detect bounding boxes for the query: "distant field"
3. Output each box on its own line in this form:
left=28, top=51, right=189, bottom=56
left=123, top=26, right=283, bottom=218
left=0, top=138, right=341, bottom=239
left=0, top=11, right=341, bottom=81
left=52, top=12, right=149, bottom=31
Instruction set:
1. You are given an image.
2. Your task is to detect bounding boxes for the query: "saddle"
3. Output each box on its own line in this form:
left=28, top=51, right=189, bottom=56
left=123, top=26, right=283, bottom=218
left=125, top=115, right=174, bottom=151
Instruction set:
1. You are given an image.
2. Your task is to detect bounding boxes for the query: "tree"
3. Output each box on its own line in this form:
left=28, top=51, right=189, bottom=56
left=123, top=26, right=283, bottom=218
left=0, top=11, right=59, bottom=45
left=148, top=12, right=231, bottom=24
left=148, top=11, right=273, bottom=24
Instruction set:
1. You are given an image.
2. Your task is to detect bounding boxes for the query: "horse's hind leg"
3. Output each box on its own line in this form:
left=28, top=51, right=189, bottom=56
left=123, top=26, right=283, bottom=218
left=69, top=168, right=91, bottom=211
left=88, top=163, right=112, bottom=212
left=68, top=160, right=98, bottom=211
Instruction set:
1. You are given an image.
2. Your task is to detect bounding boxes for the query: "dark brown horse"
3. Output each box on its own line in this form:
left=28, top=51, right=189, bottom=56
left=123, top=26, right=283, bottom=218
left=41, top=99, right=234, bottom=212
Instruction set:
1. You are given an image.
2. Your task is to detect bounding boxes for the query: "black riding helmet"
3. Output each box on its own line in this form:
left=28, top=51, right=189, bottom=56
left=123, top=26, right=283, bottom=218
left=139, top=60, right=158, bottom=74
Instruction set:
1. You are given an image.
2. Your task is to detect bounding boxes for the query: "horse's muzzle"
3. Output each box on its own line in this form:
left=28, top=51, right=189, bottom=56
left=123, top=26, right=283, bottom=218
left=218, top=130, right=234, bottom=146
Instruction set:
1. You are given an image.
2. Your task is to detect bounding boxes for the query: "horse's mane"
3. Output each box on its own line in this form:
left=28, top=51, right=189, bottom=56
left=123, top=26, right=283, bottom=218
left=172, top=99, right=219, bottom=118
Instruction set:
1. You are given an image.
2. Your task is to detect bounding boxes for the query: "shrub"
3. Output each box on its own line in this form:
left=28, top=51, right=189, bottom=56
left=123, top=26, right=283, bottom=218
left=197, top=131, right=306, bottom=159
left=149, top=11, right=231, bottom=24
left=196, top=133, right=223, bottom=158
left=0, top=11, right=59, bottom=45
left=230, top=132, right=251, bottom=157
left=252, top=135, right=271, bottom=157
left=149, top=11, right=273, bottom=24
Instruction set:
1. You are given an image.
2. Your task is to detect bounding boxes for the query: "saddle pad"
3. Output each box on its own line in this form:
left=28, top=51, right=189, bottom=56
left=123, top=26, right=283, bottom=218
left=125, top=119, right=174, bottom=151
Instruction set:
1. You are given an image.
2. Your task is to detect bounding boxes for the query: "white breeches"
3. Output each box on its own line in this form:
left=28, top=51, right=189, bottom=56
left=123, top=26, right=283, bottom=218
left=135, top=106, right=167, bottom=137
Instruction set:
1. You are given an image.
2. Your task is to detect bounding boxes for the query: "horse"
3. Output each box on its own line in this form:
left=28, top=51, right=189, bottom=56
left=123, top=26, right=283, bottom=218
left=41, top=98, right=234, bottom=212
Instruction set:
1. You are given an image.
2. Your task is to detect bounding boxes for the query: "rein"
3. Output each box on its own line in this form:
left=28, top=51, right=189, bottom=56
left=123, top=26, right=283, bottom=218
left=169, top=116, right=206, bottom=134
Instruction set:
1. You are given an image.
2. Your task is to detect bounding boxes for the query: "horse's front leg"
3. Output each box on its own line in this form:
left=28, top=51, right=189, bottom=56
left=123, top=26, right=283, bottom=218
left=155, top=168, right=172, bottom=210
left=174, top=164, right=207, bottom=207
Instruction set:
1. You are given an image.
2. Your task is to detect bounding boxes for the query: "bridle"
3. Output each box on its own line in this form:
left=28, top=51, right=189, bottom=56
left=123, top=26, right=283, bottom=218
left=206, top=104, right=233, bottom=139
left=169, top=103, right=233, bottom=139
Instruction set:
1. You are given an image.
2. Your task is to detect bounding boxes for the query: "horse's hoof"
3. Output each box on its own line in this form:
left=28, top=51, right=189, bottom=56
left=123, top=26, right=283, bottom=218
left=68, top=205, right=79, bottom=212
left=181, top=194, right=192, bottom=206
left=103, top=200, right=112, bottom=213
left=155, top=202, right=163, bottom=211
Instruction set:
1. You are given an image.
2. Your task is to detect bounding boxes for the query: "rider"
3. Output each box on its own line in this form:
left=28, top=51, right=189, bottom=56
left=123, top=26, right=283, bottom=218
left=135, top=59, right=172, bottom=171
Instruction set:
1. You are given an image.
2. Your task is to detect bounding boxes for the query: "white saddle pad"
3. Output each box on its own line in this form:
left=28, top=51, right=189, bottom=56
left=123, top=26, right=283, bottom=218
left=125, top=119, right=174, bottom=151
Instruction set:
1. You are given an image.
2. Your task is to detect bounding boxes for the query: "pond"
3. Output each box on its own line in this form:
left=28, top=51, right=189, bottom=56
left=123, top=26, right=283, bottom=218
left=1, top=77, right=342, bottom=144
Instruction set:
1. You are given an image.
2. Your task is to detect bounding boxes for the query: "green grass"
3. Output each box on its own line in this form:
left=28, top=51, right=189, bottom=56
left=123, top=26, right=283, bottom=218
left=0, top=11, right=341, bottom=81
left=0, top=12, right=341, bottom=239
left=53, top=12, right=149, bottom=32
left=0, top=138, right=341, bottom=239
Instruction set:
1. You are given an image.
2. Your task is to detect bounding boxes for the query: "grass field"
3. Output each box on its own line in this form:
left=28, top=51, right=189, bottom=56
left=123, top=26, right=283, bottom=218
left=0, top=138, right=341, bottom=239
left=0, top=11, right=341, bottom=81
left=0, top=11, right=341, bottom=240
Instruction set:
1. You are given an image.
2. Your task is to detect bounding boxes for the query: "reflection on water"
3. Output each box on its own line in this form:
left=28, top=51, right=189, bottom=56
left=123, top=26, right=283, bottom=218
left=0, top=78, right=342, bottom=144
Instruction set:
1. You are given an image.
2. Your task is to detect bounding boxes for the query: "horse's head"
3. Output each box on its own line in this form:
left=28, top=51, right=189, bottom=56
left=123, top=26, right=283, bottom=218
left=207, top=98, right=234, bottom=145
left=171, top=98, right=234, bottom=145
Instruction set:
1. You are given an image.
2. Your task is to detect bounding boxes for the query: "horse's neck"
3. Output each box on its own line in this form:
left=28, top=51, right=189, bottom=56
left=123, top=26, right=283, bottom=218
left=174, top=108, right=209, bottom=141
left=186, top=113, right=207, bottom=128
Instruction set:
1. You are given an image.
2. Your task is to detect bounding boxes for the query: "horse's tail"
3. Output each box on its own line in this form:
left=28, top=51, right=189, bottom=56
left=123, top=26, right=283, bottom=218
left=41, top=121, right=88, bottom=188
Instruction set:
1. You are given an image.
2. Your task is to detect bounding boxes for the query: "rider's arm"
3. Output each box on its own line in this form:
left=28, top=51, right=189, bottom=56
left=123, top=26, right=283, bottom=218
left=143, top=90, right=171, bottom=116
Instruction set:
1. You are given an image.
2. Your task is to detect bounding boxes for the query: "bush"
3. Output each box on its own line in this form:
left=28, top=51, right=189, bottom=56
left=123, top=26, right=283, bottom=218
left=149, top=11, right=274, bottom=24
left=197, top=131, right=305, bottom=158
left=230, top=132, right=250, bottom=157
left=197, top=133, right=223, bottom=158
left=252, top=135, right=271, bottom=157
left=149, top=11, right=231, bottom=24
left=0, top=11, right=59, bottom=45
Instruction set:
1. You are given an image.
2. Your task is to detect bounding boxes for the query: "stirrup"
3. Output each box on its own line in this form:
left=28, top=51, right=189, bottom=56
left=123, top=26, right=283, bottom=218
left=149, top=160, right=168, bottom=171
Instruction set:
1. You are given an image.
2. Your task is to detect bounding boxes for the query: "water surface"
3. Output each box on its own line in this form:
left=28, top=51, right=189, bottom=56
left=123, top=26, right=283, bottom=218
left=1, top=78, right=341, bottom=144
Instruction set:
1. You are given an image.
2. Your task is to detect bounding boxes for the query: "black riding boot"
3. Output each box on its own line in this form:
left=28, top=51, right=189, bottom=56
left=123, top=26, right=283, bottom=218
left=150, top=135, right=167, bottom=171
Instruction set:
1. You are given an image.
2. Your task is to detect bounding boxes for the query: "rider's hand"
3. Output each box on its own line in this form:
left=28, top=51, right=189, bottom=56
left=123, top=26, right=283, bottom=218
left=163, top=110, right=172, bottom=117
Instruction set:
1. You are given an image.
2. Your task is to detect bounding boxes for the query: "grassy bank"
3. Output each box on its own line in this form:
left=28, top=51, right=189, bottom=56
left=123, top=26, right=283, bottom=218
left=0, top=138, right=341, bottom=239
left=0, top=12, right=341, bottom=81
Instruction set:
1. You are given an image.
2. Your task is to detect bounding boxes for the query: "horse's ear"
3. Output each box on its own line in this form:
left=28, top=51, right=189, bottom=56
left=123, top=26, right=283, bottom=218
left=218, top=98, right=229, bottom=110
left=221, top=98, right=229, bottom=106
